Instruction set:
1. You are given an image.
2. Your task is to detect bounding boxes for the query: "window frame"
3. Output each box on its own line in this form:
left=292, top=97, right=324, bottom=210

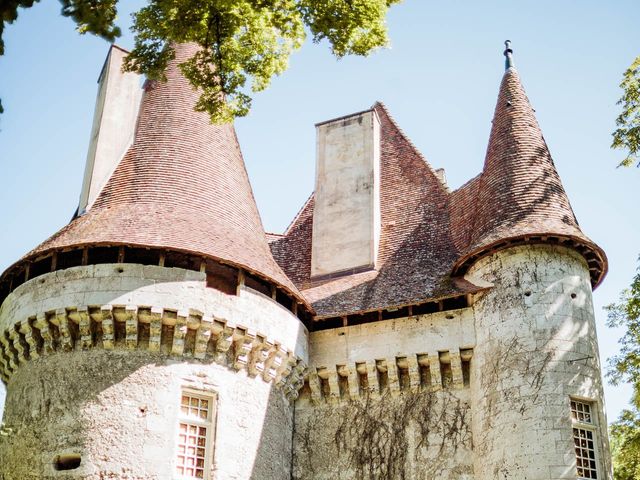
left=570, top=398, right=600, bottom=480
left=174, top=389, right=217, bottom=480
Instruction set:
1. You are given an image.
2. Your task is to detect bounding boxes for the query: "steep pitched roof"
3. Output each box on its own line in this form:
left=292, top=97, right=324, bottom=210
left=451, top=66, right=607, bottom=286
left=273, top=59, right=607, bottom=318
left=270, top=103, right=486, bottom=318
left=5, top=43, right=302, bottom=299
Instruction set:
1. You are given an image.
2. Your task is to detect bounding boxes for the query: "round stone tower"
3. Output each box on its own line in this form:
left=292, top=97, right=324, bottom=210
left=456, top=44, right=611, bottom=479
left=0, top=44, right=311, bottom=479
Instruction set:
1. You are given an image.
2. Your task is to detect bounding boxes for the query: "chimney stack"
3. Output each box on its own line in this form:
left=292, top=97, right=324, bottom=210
left=78, top=45, right=142, bottom=214
left=311, top=109, right=381, bottom=278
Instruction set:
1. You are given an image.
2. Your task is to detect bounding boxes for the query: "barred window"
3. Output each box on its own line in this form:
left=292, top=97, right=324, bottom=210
left=571, top=399, right=598, bottom=480
left=175, top=391, right=215, bottom=480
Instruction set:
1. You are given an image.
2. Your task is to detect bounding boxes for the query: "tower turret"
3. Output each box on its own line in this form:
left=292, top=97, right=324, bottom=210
left=466, top=43, right=612, bottom=479
left=0, top=44, right=310, bottom=479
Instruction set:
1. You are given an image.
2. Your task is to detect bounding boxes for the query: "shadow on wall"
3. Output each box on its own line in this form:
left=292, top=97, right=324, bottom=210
left=0, top=346, right=299, bottom=479
left=469, top=246, right=610, bottom=480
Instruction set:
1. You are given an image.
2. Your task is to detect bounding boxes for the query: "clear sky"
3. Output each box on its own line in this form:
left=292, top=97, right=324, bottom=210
left=0, top=1, right=639, bottom=422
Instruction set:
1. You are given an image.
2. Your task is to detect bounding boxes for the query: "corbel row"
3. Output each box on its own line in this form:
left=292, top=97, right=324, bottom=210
left=305, top=349, right=473, bottom=403
left=0, top=304, right=307, bottom=400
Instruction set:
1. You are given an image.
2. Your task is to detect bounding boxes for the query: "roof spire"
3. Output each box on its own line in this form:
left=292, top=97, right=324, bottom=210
left=504, top=40, right=514, bottom=70
left=454, top=52, right=607, bottom=288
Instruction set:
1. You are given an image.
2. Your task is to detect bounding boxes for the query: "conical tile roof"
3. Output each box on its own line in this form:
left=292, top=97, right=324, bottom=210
left=452, top=65, right=606, bottom=286
left=5, top=43, right=303, bottom=299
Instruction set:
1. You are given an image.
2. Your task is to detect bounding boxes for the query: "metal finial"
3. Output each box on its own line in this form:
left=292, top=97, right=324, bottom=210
left=504, top=40, right=514, bottom=70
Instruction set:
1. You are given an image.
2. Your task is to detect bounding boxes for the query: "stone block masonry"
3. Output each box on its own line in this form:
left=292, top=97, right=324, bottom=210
left=0, top=263, right=307, bottom=479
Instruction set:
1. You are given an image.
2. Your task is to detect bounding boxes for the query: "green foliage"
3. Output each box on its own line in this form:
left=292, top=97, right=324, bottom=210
left=607, top=257, right=640, bottom=478
left=606, top=256, right=640, bottom=407
left=1, top=0, right=120, bottom=56
left=124, top=0, right=400, bottom=123
left=1, top=0, right=400, bottom=123
left=1, top=0, right=121, bottom=117
left=612, top=56, right=640, bottom=167
left=610, top=408, right=640, bottom=480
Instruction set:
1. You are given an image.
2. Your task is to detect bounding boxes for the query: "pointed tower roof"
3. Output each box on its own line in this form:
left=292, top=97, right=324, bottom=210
left=2, top=44, right=305, bottom=303
left=452, top=42, right=606, bottom=287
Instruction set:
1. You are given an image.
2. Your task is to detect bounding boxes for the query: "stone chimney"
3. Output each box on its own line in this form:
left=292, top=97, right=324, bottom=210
left=311, top=109, right=381, bottom=278
left=78, top=45, right=142, bottom=214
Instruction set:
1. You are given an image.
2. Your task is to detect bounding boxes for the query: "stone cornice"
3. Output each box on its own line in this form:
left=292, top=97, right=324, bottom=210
left=0, top=304, right=307, bottom=401
left=304, top=348, right=472, bottom=403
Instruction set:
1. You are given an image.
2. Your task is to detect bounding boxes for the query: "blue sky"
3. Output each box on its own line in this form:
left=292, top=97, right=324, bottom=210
left=0, top=1, right=639, bottom=421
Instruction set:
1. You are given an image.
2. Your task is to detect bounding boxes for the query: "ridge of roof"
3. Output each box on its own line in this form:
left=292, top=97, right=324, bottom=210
left=270, top=103, right=487, bottom=317
left=283, top=192, right=314, bottom=236
left=372, top=102, right=448, bottom=194
left=4, top=43, right=307, bottom=304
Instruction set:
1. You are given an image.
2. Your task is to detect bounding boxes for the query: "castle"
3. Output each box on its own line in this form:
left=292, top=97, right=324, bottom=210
left=0, top=42, right=611, bottom=479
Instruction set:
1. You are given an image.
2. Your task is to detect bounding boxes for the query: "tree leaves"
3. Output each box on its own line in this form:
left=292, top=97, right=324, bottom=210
left=612, top=56, right=640, bottom=167
left=1, top=0, right=400, bottom=123
left=123, top=0, right=399, bottom=123
left=607, top=257, right=640, bottom=478
left=606, top=257, right=640, bottom=405
left=298, top=0, right=401, bottom=57
left=610, top=408, right=640, bottom=480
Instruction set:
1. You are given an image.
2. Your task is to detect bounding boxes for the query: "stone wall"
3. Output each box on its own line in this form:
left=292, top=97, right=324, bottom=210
left=1, top=350, right=293, bottom=479
left=293, top=388, right=473, bottom=480
left=468, top=244, right=612, bottom=479
left=0, top=264, right=307, bottom=479
left=293, top=308, right=475, bottom=479
left=0, top=246, right=614, bottom=479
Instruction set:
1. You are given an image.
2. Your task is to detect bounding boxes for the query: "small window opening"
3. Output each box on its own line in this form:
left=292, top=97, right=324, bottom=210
left=348, top=311, right=378, bottom=325
left=53, top=453, right=81, bottom=471
left=571, top=399, right=599, bottom=479
left=30, top=255, right=53, bottom=278
left=87, top=246, right=120, bottom=265
left=244, top=273, right=271, bottom=297
left=442, top=296, right=467, bottom=310
left=176, top=391, right=215, bottom=480
left=57, top=250, right=84, bottom=270
left=413, top=302, right=439, bottom=316
left=275, top=289, right=293, bottom=311
left=205, top=261, right=237, bottom=295
left=123, top=247, right=161, bottom=266
left=165, top=252, right=200, bottom=271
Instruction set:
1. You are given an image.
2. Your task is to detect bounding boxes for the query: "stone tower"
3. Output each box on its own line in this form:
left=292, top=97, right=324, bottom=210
left=1, top=43, right=611, bottom=480
left=0, top=44, right=311, bottom=479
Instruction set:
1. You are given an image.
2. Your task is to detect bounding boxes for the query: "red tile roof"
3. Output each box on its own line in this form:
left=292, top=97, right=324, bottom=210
left=270, top=103, right=488, bottom=318
left=2, top=50, right=606, bottom=321
left=272, top=69, right=606, bottom=318
left=6, top=43, right=304, bottom=302
left=451, top=68, right=606, bottom=285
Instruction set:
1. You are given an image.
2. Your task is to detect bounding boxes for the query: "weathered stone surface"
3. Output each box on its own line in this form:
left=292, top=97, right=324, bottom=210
left=0, top=264, right=307, bottom=480
left=293, top=389, right=473, bottom=480
left=0, top=350, right=293, bottom=479
left=467, top=245, right=611, bottom=480
left=0, top=246, right=612, bottom=479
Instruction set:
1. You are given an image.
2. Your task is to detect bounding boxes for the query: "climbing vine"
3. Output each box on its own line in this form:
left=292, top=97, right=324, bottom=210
left=294, top=389, right=471, bottom=480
